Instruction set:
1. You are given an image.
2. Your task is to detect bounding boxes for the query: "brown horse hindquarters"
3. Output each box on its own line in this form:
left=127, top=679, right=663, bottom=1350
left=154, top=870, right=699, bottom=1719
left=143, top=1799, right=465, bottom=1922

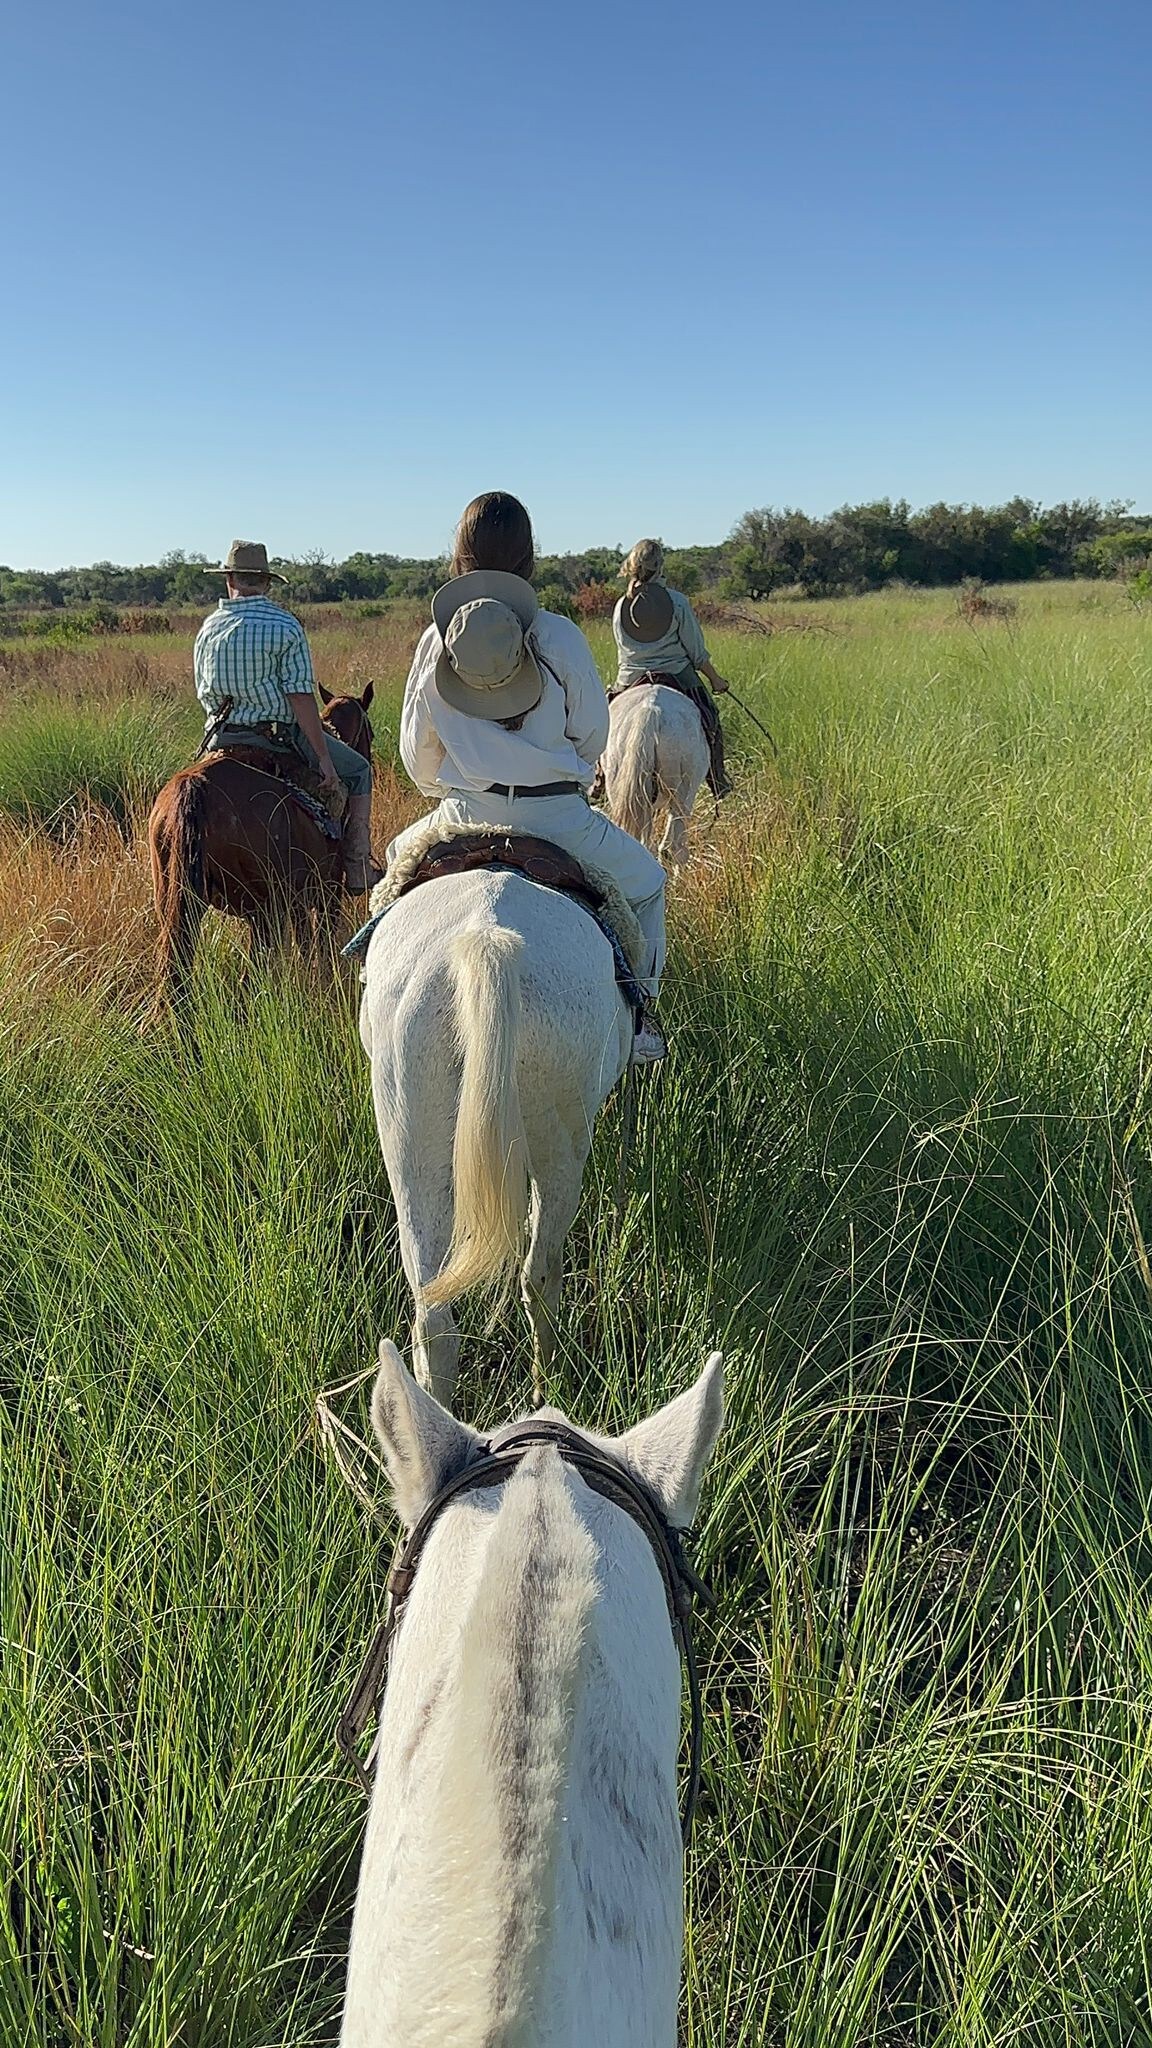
left=148, top=756, right=339, bottom=998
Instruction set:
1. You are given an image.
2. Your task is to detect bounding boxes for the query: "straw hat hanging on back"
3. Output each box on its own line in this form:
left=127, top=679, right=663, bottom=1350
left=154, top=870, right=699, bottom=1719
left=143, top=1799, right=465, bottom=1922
left=619, top=538, right=674, bottom=641
left=431, top=570, right=543, bottom=721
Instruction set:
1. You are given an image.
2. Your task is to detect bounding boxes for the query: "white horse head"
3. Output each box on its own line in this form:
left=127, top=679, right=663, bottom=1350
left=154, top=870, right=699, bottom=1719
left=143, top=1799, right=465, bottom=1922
left=340, top=1339, right=725, bottom=2048
left=359, top=868, right=633, bottom=1407
left=602, top=686, right=710, bottom=866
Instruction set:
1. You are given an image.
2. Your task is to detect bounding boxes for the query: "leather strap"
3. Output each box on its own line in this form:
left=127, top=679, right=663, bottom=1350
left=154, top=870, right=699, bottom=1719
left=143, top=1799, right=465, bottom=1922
left=335, top=1419, right=714, bottom=1845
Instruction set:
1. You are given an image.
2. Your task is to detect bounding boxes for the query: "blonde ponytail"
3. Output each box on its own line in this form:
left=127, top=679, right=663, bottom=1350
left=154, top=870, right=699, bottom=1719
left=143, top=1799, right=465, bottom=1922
left=622, top=538, right=664, bottom=598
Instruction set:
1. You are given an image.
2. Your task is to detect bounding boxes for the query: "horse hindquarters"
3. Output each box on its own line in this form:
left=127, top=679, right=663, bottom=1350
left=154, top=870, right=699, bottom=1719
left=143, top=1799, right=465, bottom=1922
left=605, top=690, right=709, bottom=863
left=149, top=775, right=207, bottom=1008
left=367, top=922, right=530, bottom=1408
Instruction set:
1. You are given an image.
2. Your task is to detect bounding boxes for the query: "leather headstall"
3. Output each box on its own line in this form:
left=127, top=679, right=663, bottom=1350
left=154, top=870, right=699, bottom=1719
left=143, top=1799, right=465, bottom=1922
left=335, top=1418, right=715, bottom=1847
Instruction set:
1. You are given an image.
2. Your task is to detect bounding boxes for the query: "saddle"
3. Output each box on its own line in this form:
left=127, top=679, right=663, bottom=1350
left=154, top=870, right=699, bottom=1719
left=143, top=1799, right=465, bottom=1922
left=204, top=736, right=342, bottom=841
left=391, top=831, right=605, bottom=918
left=343, top=830, right=646, bottom=1019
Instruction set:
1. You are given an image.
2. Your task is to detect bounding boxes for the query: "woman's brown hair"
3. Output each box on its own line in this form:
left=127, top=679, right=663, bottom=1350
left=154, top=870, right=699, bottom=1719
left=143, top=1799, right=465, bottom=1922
left=450, top=492, right=536, bottom=581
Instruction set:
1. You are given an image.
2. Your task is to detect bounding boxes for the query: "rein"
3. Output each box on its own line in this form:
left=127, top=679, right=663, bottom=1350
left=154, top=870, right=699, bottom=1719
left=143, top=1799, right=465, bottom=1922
left=335, top=1419, right=715, bottom=1847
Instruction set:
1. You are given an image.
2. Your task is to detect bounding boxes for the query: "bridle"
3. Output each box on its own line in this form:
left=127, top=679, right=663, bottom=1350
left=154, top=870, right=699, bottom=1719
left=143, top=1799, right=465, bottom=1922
left=322, top=696, right=374, bottom=762
left=335, top=1418, right=716, bottom=1847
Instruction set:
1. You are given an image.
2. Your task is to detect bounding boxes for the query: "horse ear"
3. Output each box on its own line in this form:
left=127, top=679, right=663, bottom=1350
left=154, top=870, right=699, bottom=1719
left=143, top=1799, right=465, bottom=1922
left=371, top=1340, right=482, bottom=1527
left=317, top=682, right=334, bottom=706
left=361, top=680, right=375, bottom=710
left=614, top=1352, right=724, bottom=1529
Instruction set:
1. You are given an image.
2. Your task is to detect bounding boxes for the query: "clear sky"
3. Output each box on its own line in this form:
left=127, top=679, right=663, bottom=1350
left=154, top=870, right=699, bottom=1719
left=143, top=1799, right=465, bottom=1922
left=3, top=0, right=1149, bottom=568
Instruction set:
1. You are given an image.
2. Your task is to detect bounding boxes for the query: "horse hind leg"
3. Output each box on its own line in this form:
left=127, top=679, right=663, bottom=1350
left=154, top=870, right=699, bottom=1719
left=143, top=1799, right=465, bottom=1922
left=154, top=886, right=205, bottom=1016
left=658, top=785, right=692, bottom=866
left=412, top=1299, right=462, bottom=1408
left=521, top=1126, right=585, bottom=1407
left=371, top=1063, right=463, bottom=1409
left=310, top=881, right=343, bottom=973
left=248, top=887, right=294, bottom=967
left=658, top=758, right=705, bottom=868
left=403, top=1204, right=462, bottom=1407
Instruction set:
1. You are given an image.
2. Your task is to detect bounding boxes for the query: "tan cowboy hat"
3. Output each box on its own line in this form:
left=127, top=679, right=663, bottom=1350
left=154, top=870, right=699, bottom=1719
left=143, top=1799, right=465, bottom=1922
left=209, top=539, right=287, bottom=582
left=619, top=580, right=674, bottom=642
left=431, top=570, right=542, bottom=721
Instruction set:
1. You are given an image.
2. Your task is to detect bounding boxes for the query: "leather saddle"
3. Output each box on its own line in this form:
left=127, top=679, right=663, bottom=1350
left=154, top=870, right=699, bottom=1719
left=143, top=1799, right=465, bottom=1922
left=392, top=831, right=606, bottom=917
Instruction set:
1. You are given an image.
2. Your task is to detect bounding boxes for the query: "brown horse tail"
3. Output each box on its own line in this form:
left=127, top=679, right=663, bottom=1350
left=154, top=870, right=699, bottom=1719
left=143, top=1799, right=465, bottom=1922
left=150, top=773, right=207, bottom=1003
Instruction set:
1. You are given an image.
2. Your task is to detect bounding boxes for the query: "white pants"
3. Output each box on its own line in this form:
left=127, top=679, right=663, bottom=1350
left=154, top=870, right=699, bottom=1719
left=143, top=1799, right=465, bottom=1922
left=388, top=790, right=667, bottom=999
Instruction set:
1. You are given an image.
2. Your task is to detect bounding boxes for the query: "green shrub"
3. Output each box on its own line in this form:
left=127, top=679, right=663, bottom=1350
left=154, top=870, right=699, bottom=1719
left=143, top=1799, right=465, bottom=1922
left=536, top=581, right=577, bottom=620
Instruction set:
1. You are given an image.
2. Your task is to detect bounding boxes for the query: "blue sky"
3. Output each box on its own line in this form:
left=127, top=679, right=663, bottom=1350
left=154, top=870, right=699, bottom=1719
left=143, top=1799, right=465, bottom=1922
left=3, top=0, right=1149, bottom=567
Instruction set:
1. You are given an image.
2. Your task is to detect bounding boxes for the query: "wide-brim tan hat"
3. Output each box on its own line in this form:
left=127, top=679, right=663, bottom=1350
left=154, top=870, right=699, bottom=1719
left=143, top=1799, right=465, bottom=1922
left=620, top=580, right=674, bottom=642
left=432, top=571, right=542, bottom=721
left=209, top=540, right=287, bottom=583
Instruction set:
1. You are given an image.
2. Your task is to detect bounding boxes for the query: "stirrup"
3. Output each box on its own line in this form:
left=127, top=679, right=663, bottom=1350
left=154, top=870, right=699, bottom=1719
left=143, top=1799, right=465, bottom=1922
left=632, top=1012, right=668, bottom=1064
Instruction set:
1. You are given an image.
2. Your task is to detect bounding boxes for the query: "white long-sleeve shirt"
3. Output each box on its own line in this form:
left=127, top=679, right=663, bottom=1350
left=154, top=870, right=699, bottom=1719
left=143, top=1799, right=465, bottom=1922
left=400, top=610, right=610, bottom=797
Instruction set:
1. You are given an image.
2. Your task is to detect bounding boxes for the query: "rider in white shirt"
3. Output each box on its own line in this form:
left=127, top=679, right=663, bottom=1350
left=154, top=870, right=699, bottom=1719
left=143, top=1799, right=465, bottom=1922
left=393, top=492, right=667, bottom=1059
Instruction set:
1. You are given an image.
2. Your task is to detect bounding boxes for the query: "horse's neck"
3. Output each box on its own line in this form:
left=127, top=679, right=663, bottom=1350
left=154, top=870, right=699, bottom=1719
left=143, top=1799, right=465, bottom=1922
left=342, top=1454, right=684, bottom=2048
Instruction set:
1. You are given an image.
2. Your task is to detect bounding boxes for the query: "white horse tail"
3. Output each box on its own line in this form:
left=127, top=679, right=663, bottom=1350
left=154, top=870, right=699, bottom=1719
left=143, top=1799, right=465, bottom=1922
left=423, top=926, right=529, bottom=1307
left=609, top=698, right=659, bottom=844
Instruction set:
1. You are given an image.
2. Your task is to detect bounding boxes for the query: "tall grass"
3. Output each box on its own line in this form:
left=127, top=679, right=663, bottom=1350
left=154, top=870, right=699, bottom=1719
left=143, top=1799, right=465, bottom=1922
left=0, top=703, right=194, bottom=830
left=4, top=589, right=1152, bottom=2042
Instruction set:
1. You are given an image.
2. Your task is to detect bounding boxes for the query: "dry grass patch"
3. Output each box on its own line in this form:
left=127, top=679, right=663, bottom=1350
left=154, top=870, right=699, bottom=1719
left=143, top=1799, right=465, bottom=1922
left=0, top=762, right=426, bottom=1016
left=0, top=808, right=155, bottom=1008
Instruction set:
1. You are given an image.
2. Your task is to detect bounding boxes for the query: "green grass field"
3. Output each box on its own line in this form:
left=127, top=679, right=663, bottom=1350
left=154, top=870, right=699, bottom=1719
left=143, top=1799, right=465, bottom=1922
left=4, top=580, right=1152, bottom=2044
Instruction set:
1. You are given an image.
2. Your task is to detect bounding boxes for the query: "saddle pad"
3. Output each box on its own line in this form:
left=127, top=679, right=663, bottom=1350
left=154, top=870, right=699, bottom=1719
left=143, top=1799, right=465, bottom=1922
left=391, top=831, right=606, bottom=917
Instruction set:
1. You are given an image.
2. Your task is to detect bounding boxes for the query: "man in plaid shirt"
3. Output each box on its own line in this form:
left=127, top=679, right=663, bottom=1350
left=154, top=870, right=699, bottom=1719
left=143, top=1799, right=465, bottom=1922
left=195, top=539, right=379, bottom=891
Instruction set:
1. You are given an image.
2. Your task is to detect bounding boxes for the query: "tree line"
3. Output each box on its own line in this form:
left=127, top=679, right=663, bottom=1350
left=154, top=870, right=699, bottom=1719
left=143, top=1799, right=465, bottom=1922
left=2, top=499, right=1151, bottom=616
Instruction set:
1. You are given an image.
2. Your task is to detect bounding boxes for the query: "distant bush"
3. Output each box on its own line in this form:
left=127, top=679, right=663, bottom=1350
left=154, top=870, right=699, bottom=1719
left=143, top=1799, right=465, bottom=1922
left=956, top=579, right=1018, bottom=624
left=1077, top=530, right=1152, bottom=578
left=118, top=608, right=173, bottom=635
left=694, top=596, right=773, bottom=635
left=570, top=581, right=617, bottom=621
left=536, top=583, right=577, bottom=620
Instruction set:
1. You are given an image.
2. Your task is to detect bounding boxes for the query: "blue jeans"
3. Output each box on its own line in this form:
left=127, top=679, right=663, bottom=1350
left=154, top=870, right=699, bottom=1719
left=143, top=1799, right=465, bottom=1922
left=297, top=729, right=374, bottom=799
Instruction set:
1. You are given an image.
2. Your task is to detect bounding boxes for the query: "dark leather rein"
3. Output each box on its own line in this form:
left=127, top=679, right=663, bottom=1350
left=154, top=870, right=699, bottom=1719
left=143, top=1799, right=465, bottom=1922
left=335, top=1419, right=715, bottom=1847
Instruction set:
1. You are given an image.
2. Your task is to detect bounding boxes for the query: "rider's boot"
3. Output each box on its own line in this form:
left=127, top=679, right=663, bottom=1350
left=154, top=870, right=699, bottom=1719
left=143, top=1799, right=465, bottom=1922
left=341, top=794, right=383, bottom=894
left=632, top=1008, right=668, bottom=1063
left=705, top=708, right=733, bottom=798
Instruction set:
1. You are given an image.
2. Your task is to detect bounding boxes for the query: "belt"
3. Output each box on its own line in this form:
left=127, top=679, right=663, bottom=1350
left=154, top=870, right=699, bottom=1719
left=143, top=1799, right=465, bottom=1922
left=484, top=780, right=582, bottom=799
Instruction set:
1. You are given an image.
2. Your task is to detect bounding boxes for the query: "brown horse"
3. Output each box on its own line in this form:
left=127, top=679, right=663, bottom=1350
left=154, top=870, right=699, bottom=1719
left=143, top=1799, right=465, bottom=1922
left=148, top=683, right=375, bottom=1005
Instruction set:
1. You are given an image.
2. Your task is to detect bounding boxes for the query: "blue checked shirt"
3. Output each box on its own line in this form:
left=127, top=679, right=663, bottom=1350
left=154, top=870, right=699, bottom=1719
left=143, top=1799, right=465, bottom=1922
left=194, top=595, right=317, bottom=728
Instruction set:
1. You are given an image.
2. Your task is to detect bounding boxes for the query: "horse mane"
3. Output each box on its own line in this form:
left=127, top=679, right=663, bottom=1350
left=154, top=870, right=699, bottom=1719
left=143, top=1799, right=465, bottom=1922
left=364, top=1449, right=597, bottom=2048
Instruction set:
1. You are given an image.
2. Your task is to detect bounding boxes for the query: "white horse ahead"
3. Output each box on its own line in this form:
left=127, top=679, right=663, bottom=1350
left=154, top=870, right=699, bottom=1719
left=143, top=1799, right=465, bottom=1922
left=340, top=1338, right=725, bottom=2048
left=357, top=828, right=639, bottom=1408
left=601, top=685, right=710, bottom=867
